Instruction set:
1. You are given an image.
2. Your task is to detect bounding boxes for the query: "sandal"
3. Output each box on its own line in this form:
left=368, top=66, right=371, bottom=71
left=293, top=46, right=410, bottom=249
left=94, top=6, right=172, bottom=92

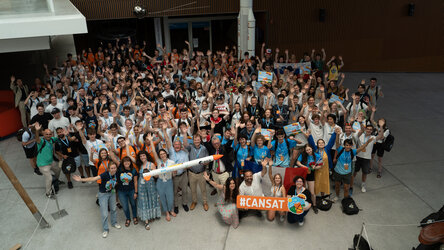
left=116, top=202, right=122, bottom=209
left=125, top=219, right=130, bottom=227
left=145, top=222, right=150, bottom=230
left=133, top=218, right=138, bottom=225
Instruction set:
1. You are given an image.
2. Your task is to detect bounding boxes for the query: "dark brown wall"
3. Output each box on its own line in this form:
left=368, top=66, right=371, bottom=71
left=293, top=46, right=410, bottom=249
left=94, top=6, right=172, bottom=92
left=70, top=0, right=444, bottom=72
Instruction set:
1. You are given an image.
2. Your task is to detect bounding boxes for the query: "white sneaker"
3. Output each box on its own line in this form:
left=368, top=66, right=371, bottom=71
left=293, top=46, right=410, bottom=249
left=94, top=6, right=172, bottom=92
left=332, top=196, right=338, bottom=202
left=298, top=221, right=304, bottom=226
left=361, top=183, right=367, bottom=193
left=113, top=224, right=122, bottom=229
left=102, top=231, right=108, bottom=238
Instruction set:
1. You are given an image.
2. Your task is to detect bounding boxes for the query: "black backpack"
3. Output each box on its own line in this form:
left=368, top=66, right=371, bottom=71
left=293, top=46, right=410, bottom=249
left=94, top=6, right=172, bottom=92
left=17, top=128, right=30, bottom=142
left=316, top=196, right=333, bottom=211
left=420, top=204, right=444, bottom=227
left=382, top=133, right=394, bottom=152
left=342, top=197, right=360, bottom=215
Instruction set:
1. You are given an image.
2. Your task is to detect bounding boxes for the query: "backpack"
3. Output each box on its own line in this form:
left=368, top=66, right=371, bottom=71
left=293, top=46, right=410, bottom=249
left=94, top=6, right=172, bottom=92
left=382, top=132, right=394, bottom=152
left=273, top=138, right=292, bottom=161
left=420, top=204, right=444, bottom=227
left=335, top=148, right=355, bottom=167
left=316, top=196, right=333, bottom=211
left=365, top=85, right=380, bottom=101
left=342, top=197, right=360, bottom=215
left=17, top=128, right=31, bottom=142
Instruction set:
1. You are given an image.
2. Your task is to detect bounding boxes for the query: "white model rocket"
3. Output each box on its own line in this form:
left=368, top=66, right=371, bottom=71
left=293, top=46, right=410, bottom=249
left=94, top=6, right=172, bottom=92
left=142, top=155, right=223, bottom=181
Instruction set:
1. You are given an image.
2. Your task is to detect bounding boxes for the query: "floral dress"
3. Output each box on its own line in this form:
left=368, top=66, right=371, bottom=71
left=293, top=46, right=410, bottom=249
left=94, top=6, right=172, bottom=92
left=217, top=192, right=239, bottom=229
left=138, top=161, right=161, bottom=221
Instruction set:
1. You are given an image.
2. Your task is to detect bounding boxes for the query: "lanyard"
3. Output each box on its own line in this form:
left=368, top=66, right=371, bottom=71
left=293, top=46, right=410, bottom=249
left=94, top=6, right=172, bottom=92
left=251, top=106, right=256, bottom=115
left=265, top=119, right=270, bottom=128
left=143, top=161, right=152, bottom=171
left=195, top=145, right=203, bottom=158
left=247, top=130, right=254, bottom=140
left=278, top=106, right=283, bottom=114
left=102, top=160, right=108, bottom=171
left=60, top=138, right=69, bottom=147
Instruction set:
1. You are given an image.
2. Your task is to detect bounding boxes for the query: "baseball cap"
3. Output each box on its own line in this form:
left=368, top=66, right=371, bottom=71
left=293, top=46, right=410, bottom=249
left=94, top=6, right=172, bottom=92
left=266, top=48, right=272, bottom=54
left=51, top=108, right=61, bottom=114
left=85, top=106, right=93, bottom=112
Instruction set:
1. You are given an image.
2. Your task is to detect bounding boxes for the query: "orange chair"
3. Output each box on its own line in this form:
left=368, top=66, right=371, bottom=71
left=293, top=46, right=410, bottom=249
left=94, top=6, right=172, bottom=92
left=0, top=90, right=22, bottom=138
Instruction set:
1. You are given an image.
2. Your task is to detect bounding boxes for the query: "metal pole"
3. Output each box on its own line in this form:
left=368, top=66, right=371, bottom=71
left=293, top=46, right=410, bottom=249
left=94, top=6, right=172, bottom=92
left=0, top=155, right=50, bottom=228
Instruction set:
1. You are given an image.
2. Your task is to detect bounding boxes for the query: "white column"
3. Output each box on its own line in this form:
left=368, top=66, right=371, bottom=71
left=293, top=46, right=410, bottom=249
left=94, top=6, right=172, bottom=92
left=238, top=0, right=255, bottom=57
left=163, top=17, right=171, bottom=53
left=154, top=18, right=163, bottom=54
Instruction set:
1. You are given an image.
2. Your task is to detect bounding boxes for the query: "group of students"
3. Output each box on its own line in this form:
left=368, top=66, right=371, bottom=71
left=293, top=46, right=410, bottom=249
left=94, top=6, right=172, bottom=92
left=12, top=38, right=389, bottom=237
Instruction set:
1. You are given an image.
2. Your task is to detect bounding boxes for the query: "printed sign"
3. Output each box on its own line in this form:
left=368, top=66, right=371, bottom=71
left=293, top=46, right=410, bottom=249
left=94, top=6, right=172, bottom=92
left=329, top=94, right=345, bottom=104
left=284, top=122, right=302, bottom=136
left=295, top=62, right=312, bottom=75
left=260, top=129, right=274, bottom=141
left=236, top=195, right=306, bottom=215
left=258, top=71, right=273, bottom=83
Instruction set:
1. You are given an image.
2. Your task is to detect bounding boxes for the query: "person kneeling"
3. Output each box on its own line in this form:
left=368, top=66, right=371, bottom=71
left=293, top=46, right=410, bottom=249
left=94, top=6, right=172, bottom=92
left=287, top=176, right=312, bottom=226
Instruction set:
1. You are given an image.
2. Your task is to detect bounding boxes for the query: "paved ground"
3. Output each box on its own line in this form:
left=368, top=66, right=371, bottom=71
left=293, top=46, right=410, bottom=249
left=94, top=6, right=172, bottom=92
left=1, top=72, right=443, bottom=250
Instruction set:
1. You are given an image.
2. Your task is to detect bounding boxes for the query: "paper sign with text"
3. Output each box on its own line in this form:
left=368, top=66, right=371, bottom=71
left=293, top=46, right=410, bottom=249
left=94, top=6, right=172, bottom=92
left=284, top=122, right=302, bottom=136
left=258, top=71, right=273, bottom=83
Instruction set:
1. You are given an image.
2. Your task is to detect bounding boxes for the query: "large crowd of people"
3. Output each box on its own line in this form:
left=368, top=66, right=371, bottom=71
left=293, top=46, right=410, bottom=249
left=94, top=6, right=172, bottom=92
left=10, top=38, right=388, bottom=237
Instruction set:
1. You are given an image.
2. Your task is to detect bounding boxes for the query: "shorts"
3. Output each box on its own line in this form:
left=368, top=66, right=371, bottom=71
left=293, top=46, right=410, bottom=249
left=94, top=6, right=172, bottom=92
left=23, top=144, right=37, bottom=159
left=371, top=143, right=385, bottom=157
left=333, top=170, right=352, bottom=185
left=355, top=157, right=371, bottom=174
left=306, top=170, right=315, bottom=181
left=80, top=154, right=89, bottom=166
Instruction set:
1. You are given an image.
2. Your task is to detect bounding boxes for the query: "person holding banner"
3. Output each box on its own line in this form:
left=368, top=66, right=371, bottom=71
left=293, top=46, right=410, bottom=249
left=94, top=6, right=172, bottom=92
left=203, top=172, right=239, bottom=229
left=267, top=165, right=286, bottom=222
left=287, top=176, right=312, bottom=226
left=296, top=145, right=320, bottom=214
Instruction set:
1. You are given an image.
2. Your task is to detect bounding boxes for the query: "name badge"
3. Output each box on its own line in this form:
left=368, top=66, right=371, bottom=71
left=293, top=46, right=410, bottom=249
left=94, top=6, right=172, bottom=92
left=67, top=147, right=72, bottom=153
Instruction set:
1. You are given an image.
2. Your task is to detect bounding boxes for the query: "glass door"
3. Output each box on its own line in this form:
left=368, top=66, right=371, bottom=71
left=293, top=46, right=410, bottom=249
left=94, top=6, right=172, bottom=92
left=191, top=21, right=210, bottom=52
left=169, top=22, right=189, bottom=52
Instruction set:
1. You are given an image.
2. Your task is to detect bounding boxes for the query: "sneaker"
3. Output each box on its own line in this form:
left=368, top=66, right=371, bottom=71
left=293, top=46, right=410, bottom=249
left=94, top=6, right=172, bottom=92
left=298, top=221, right=304, bottom=226
left=182, top=204, right=189, bottom=212
left=349, top=187, right=354, bottom=196
left=280, top=215, right=285, bottom=222
left=102, top=231, right=108, bottom=238
left=312, top=206, right=319, bottom=214
left=34, top=168, right=42, bottom=176
left=46, top=192, right=55, bottom=199
left=113, top=224, right=122, bottom=229
left=174, top=206, right=179, bottom=214
left=68, top=182, right=73, bottom=189
left=332, top=196, right=338, bottom=202
left=361, top=183, right=367, bottom=193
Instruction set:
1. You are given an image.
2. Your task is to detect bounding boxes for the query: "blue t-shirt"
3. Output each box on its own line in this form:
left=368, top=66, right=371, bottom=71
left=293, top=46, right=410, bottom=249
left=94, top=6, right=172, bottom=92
left=270, top=139, right=297, bottom=168
left=334, top=146, right=357, bottom=175
left=253, top=145, right=271, bottom=163
left=297, top=153, right=321, bottom=170
left=232, top=143, right=252, bottom=164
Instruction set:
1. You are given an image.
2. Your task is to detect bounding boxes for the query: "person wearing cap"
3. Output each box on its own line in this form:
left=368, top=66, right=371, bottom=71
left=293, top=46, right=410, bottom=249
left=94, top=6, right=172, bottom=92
left=83, top=106, right=99, bottom=131
left=48, top=108, right=70, bottom=134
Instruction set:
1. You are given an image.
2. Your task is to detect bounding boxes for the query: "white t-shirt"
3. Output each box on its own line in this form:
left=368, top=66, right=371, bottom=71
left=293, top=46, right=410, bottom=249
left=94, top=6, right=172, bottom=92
left=357, top=134, right=376, bottom=159
left=309, top=122, right=324, bottom=144
left=22, top=130, right=35, bottom=149
left=324, top=123, right=341, bottom=150
left=239, top=172, right=264, bottom=196
left=100, top=116, right=114, bottom=129
left=45, top=103, right=65, bottom=114
left=57, top=96, right=68, bottom=110
left=48, top=117, right=70, bottom=133
left=162, top=90, right=175, bottom=98
left=85, top=139, right=105, bottom=165
left=28, top=97, right=43, bottom=119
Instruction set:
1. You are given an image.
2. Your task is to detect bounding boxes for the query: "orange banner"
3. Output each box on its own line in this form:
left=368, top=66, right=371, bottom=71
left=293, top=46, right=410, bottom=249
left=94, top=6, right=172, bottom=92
left=236, top=195, right=288, bottom=211
left=236, top=195, right=308, bottom=214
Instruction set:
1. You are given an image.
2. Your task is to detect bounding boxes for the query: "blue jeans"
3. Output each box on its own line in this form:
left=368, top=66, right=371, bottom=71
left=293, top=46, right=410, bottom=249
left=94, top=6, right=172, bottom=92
left=156, top=179, right=174, bottom=212
left=118, top=189, right=137, bottom=220
left=287, top=210, right=308, bottom=224
left=98, top=192, right=117, bottom=232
